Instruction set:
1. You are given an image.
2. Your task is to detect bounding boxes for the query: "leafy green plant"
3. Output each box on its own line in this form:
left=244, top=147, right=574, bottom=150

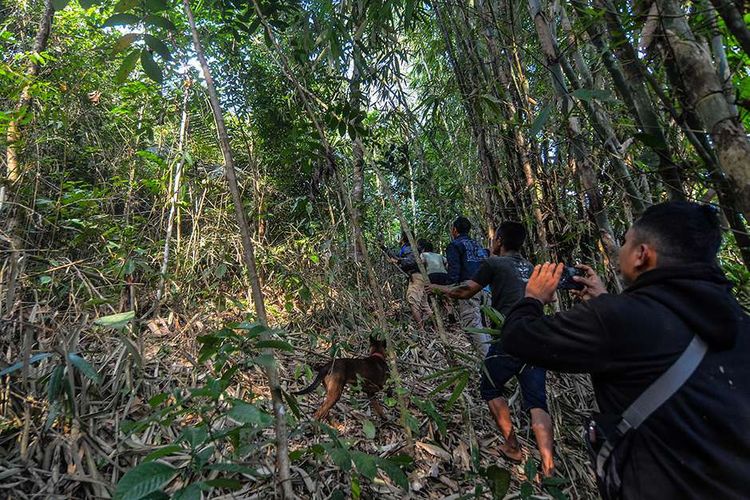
left=112, top=319, right=412, bottom=498
left=1, top=350, right=101, bottom=427
left=305, top=423, right=412, bottom=498
left=112, top=320, right=285, bottom=498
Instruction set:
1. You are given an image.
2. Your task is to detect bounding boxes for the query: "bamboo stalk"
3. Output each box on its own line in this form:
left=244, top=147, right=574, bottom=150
left=182, top=2, right=293, bottom=497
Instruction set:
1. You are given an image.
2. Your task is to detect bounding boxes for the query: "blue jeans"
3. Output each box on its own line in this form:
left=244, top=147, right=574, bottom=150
left=480, top=344, right=548, bottom=412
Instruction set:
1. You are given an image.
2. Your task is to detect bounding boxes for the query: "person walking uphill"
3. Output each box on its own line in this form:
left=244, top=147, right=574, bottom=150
left=446, top=217, right=489, bottom=355
left=432, top=222, right=555, bottom=476
left=502, top=201, right=750, bottom=500
left=389, top=232, right=431, bottom=331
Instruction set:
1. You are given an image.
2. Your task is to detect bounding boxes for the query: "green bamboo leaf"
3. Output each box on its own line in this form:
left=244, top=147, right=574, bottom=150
left=114, top=0, right=140, bottom=13
left=446, top=372, right=469, bottom=409
left=413, top=398, right=447, bottom=436
left=140, top=50, right=163, bottom=83
left=143, top=445, right=182, bottom=462
left=228, top=401, right=273, bottom=427
left=103, top=13, right=140, bottom=27
left=351, top=451, right=378, bottom=480
left=376, top=457, right=408, bottom=489
left=481, top=306, right=505, bottom=328
left=0, top=352, right=53, bottom=376
left=362, top=419, right=376, bottom=439
left=144, top=34, right=170, bottom=60
left=47, top=365, right=65, bottom=400
left=113, top=33, right=141, bottom=55
left=255, top=339, right=294, bottom=352
left=45, top=400, right=62, bottom=429
left=144, top=0, right=167, bottom=11
left=420, top=365, right=464, bottom=381
left=530, top=104, right=552, bottom=136
left=428, top=371, right=463, bottom=396
left=94, top=310, right=134, bottom=329
left=144, top=14, right=176, bottom=31
left=113, top=461, right=176, bottom=500
left=67, top=353, right=101, bottom=384
left=172, top=484, right=202, bottom=500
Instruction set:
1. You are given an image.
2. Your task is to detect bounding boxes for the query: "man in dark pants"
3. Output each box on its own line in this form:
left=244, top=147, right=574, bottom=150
left=502, top=201, right=749, bottom=499
left=432, top=222, right=555, bottom=476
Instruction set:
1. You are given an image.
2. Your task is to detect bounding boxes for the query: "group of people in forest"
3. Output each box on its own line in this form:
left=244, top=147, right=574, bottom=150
left=389, top=201, right=749, bottom=500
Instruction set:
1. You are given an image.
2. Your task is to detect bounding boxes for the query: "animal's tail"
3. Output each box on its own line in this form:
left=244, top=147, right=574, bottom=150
left=291, top=364, right=327, bottom=395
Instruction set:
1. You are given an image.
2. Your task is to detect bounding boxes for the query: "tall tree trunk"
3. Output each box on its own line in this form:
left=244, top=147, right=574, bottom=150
left=182, top=2, right=293, bottom=497
left=592, top=0, right=750, bottom=268
left=656, top=0, right=750, bottom=221
left=556, top=1, right=646, bottom=215
left=528, top=0, right=622, bottom=277
left=480, top=0, right=555, bottom=259
left=705, top=0, right=737, bottom=113
left=3, top=0, right=55, bottom=197
left=708, top=0, right=750, bottom=58
left=594, top=0, right=686, bottom=201
left=349, top=38, right=366, bottom=261
left=434, top=1, right=503, bottom=237
left=155, top=82, right=191, bottom=313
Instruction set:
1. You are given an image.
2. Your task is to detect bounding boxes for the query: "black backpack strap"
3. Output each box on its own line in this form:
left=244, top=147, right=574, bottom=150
left=596, top=335, right=708, bottom=478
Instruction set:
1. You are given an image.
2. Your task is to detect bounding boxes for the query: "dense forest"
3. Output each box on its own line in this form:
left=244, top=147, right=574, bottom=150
left=1, top=0, right=749, bottom=498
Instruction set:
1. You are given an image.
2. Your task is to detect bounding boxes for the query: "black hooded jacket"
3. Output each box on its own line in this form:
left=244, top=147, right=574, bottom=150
left=502, top=264, right=750, bottom=499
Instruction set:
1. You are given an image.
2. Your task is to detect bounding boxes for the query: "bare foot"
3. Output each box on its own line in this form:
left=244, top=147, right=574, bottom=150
left=498, top=441, right=523, bottom=462
left=542, top=463, right=556, bottom=478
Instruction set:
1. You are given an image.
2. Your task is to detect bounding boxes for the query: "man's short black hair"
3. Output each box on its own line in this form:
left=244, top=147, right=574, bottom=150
left=497, top=221, right=526, bottom=251
left=453, top=216, right=472, bottom=234
left=420, top=240, right=434, bottom=252
left=631, top=201, right=721, bottom=265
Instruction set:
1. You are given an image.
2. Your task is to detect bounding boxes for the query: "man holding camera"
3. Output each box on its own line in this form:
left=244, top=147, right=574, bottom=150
left=502, top=201, right=749, bottom=499
left=432, top=221, right=555, bottom=477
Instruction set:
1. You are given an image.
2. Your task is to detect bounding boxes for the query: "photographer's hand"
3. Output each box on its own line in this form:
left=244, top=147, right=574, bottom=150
left=571, top=264, right=607, bottom=301
left=525, top=263, right=563, bottom=304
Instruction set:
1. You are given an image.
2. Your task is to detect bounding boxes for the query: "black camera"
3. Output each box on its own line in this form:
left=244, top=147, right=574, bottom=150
left=558, top=266, right=585, bottom=290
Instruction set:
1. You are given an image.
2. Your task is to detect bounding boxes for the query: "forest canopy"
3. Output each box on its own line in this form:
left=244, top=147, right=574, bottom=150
left=1, top=0, right=749, bottom=498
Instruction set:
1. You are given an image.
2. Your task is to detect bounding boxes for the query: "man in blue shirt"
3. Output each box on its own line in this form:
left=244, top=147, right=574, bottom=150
left=446, top=217, right=489, bottom=355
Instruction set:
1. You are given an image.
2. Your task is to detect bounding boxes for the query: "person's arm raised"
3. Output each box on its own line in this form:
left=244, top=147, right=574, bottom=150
left=502, top=262, right=612, bottom=373
left=524, top=262, right=563, bottom=304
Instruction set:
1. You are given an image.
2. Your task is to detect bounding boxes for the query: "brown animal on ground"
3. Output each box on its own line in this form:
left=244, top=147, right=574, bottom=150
left=292, top=336, right=389, bottom=420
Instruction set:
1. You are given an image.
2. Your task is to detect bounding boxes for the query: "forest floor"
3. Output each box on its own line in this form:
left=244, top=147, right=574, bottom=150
left=1, top=290, right=599, bottom=499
